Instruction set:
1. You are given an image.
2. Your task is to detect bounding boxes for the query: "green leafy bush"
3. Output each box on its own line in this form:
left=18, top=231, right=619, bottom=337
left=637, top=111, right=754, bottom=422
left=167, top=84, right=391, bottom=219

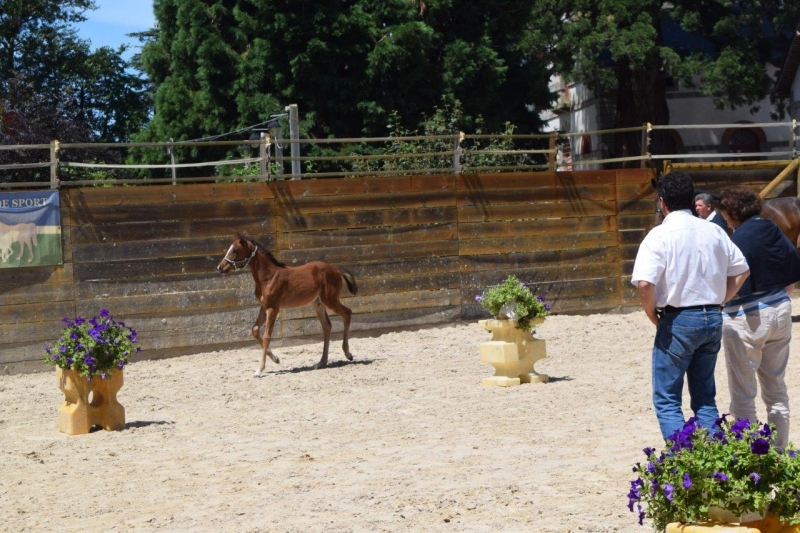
left=476, top=275, right=550, bottom=330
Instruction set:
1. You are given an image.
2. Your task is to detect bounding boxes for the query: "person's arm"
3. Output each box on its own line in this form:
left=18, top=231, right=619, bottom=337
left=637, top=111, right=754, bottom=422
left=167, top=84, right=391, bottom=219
left=637, top=281, right=659, bottom=326
left=724, top=270, right=750, bottom=303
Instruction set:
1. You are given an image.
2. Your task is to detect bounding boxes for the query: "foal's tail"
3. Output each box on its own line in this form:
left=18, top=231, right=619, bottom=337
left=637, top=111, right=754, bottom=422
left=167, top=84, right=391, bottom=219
left=340, top=269, right=358, bottom=295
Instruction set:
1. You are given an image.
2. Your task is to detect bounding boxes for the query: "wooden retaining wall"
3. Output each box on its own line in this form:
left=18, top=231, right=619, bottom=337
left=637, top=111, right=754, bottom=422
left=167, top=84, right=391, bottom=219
left=1, top=168, right=784, bottom=374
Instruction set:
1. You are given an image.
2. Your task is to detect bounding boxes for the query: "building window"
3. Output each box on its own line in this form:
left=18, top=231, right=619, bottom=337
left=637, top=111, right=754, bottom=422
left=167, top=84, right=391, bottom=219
left=721, top=123, right=765, bottom=156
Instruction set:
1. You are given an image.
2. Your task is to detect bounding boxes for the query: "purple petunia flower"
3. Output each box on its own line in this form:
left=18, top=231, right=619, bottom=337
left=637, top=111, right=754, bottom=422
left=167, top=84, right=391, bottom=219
left=713, top=472, right=728, bottom=482
left=731, top=418, right=750, bottom=439
left=751, top=438, right=770, bottom=455
left=683, top=472, right=692, bottom=489
left=74, top=317, right=85, bottom=326
left=715, top=413, right=729, bottom=427
left=789, top=450, right=797, bottom=459
left=759, top=423, right=773, bottom=439
left=537, top=295, right=545, bottom=302
left=475, top=295, right=483, bottom=303
left=544, top=303, right=551, bottom=311
left=645, top=462, right=656, bottom=474
left=643, top=447, right=655, bottom=456
left=650, top=479, right=659, bottom=498
left=664, top=483, right=675, bottom=501
left=100, top=309, right=110, bottom=318
left=45, top=346, right=51, bottom=354
left=749, top=472, right=761, bottom=484
left=638, top=504, right=645, bottom=525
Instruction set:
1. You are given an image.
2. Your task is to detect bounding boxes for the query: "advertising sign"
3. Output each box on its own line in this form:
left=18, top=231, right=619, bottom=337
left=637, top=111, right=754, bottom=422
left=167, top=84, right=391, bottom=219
left=0, top=191, right=63, bottom=268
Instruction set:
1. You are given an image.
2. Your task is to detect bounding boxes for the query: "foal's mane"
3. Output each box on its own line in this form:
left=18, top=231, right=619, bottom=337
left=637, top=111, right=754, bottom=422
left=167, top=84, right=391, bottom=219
left=245, top=236, right=286, bottom=268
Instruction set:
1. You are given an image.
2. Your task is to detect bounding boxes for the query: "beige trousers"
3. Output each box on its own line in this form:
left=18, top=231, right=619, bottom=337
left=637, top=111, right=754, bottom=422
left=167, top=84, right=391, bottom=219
left=722, top=299, right=792, bottom=448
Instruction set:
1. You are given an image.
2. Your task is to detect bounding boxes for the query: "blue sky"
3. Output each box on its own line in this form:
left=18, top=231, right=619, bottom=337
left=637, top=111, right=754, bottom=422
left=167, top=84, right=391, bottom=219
left=75, top=0, right=155, bottom=57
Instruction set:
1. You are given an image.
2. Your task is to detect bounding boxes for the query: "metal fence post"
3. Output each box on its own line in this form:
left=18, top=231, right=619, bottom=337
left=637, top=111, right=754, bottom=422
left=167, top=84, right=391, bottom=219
left=49, top=140, right=60, bottom=189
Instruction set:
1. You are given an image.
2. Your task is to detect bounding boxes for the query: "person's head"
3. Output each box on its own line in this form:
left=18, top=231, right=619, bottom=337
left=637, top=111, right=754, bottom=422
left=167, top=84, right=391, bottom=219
left=694, top=192, right=715, bottom=219
left=657, top=171, right=695, bottom=213
left=717, top=186, right=762, bottom=229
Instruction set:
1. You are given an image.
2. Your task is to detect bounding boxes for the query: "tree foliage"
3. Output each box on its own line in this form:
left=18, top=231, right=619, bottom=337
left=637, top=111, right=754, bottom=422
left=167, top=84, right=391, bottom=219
left=525, top=0, right=800, bottom=156
left=135, top=0, right=552, bottom=160
left=0, top=0, right=152, bottom=182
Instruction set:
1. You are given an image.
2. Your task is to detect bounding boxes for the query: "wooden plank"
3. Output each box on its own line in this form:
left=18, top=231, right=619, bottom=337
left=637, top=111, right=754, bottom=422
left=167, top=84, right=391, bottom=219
left=617, top=198, right=655, bottom=215
left=456, top=184, right=617, bottom=206
left=75, top=287, right=254, bottom=318
left=621, top=244, right=640, bottom=262
left=619, top=214, right=656, bottom=231
left=0, top=319, right=64, bottom=345
left=0, top=282, right=76, bottom=306
left=272, top=174, right=456, bottom=198
left=331, top=256, right=461, bottom=279
left=458, top=231, right=616, bottom=256
left=459, top=216, right=615, bottom=239
left=459, top=173, right=556, bottom=190
left=272, top=190, right=455, bottom=216
left=616, top=168, right=656, bottom=184
left=459, top=247, right=620, bottom=272
left=278, top=239, right=460, bottom=265
left=459, top=263, right=618, bottom=294
left=73, top=255, right=222, bottom=281
left=279, top=222, right=457, bottom=250
left=67, top=182, right=274, bottom=207
left=277, top=206, right=457, bottom=233
left=72, top=234, right=277, bottom=263
left=457, top=200, right=617, bottom=222
left=0, top=301, right=75, bottom=324
left=74, top=272, right=252, bottom=299
left=69, top=199, right=275, bottom=225
left=620, top=229, right=646, bottom=245
left=70, top=218, right=276, bottom=244
left=357, top=272, right=462, bottom=296
left=0, top=264, right=73, bottom=288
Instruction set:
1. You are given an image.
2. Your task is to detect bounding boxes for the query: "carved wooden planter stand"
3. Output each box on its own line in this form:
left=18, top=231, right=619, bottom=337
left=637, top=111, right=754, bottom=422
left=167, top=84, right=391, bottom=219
left=479, top=318, right=547, bottom=387
left=57, top=368, right=125, bottom=435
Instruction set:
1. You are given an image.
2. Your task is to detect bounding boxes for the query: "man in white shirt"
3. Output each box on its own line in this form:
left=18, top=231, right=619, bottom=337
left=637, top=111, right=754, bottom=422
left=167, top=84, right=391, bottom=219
left=632, top=171, right=749, bottom=440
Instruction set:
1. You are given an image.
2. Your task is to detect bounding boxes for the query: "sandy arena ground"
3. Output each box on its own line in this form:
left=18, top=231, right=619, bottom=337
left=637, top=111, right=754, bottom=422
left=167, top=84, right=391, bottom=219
left=2, top=297, right=800, bottom=533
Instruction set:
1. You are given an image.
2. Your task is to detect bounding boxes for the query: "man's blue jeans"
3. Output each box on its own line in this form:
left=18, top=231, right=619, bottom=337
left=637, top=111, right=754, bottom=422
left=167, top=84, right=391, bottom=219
left=652, top=308, right=723, bottom=440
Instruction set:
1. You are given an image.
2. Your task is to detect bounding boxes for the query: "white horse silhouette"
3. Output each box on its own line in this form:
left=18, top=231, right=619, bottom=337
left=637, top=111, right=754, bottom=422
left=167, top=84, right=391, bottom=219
left=0, top=230, right=17, bottom=262
left=0, top=222, right=38, bottom=262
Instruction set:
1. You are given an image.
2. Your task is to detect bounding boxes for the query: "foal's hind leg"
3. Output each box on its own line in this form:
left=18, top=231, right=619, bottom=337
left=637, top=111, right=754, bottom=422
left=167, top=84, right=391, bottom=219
left=321, top=297, right=354, bottom=362
left=254, top=307, right=280, bottom=377
left=313, top=299, right=332, bottom=369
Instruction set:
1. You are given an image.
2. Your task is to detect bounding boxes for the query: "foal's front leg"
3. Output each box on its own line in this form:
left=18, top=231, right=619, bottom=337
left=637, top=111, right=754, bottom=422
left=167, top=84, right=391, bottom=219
left=254, top=307, right=280, bottom=377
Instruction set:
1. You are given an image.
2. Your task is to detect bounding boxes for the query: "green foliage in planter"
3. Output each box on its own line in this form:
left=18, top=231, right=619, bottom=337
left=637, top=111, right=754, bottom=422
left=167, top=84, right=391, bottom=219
left=476, top=275, right=549, bottom=330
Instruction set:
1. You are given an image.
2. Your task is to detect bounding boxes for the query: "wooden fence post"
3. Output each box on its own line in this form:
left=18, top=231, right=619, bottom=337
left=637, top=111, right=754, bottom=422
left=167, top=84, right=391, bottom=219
left=453, top=132, right=464, bottom=174
left=548, top=133, right=557, bottom=171
left=167, top=138, right=176, bottom=185
left=49, top=140, right=59, bottom=189
left=286, top=104, right=301, bottom=179
left=259, top=132, right=267, bottom=179
left=640, top=123, right=651, bottom=169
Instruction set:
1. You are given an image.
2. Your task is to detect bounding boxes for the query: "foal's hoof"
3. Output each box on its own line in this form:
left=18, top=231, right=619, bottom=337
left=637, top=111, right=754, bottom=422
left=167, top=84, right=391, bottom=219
left=345, top=352, right=354, bottom=361
left=314, top=362, right=327, bottom=370
left=253, top=370, right=263, bottom=378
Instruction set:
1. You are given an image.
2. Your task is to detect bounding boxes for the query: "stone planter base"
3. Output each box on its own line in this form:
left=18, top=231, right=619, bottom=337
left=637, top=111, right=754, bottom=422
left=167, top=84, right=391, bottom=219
left=479, top=318, right=547, bottom=386
left=57, top=367, right=125, bottom=435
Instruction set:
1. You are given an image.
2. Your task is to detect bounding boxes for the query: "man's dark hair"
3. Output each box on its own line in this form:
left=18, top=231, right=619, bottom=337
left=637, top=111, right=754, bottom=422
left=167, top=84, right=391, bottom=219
left=658, top=171, right=695, bottom=212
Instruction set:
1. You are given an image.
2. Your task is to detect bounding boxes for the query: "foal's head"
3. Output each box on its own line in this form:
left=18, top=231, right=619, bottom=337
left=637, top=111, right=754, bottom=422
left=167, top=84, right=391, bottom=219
left=217, top=232, right=257, bottom=273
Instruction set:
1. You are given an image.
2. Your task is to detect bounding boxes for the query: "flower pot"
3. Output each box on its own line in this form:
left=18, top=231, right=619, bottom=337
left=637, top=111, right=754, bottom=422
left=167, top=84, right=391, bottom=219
left=666, top=513, right=800, bottom=533
left=57, top=367, right=125, bottom=435
left=478, top=318, right=547, bottom=386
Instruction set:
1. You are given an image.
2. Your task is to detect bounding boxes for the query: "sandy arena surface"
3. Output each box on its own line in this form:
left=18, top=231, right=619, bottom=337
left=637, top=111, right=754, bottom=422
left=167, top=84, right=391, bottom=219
left=2, top=297, right=800, bottom=533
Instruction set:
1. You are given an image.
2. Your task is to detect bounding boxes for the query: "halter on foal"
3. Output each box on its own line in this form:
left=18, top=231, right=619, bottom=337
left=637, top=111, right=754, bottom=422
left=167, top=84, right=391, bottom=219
left=217, top=232, right=358, bottom=376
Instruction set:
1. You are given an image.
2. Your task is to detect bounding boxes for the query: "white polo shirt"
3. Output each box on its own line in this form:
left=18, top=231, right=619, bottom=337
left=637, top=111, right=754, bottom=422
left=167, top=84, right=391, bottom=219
left=631, top=210, right=749, bottom=308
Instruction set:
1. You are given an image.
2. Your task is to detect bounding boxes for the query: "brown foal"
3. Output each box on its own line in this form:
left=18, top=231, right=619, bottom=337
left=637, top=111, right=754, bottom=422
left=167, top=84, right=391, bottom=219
left=217, top=232, right=357, bottom=376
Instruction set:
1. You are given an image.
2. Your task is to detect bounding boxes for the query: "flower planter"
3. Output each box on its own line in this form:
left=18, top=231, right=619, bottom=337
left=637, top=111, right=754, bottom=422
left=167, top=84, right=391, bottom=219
left=478, top=317, right=547, bottom=386
left=666, top=513, right=800, bottom=533
left=57, top=367, right=125, bottom=435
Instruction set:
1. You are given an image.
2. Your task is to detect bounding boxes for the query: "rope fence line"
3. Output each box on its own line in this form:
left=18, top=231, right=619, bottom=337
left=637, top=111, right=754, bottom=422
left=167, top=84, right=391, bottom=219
left=1, top=121, right=798, bottom=189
